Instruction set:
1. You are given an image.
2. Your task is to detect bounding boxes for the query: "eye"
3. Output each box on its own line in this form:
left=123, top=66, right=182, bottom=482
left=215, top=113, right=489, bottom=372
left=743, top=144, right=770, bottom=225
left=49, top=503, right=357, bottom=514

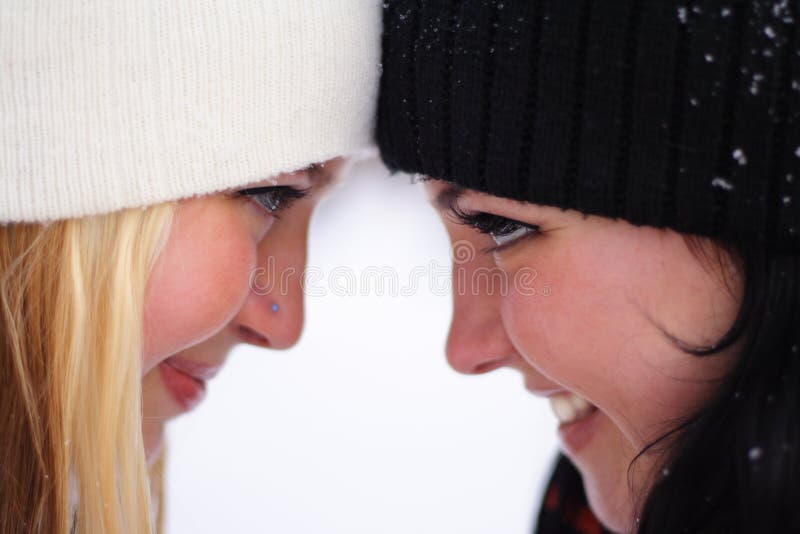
left=447, top=207, right=539, bottom=252
left=236, top=186, right=309, bottom=217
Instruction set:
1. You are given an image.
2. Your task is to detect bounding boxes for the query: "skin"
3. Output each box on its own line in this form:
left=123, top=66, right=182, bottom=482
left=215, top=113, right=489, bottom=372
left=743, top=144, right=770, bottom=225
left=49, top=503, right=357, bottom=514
left=423, top=179, right=744, bottom=533
left=140, top=158, right=343, bottom=464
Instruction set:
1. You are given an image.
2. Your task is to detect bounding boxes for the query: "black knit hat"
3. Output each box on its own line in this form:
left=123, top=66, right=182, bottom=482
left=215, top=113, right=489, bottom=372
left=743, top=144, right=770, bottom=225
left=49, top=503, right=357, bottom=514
left=377, top=1, right=800, bottom=252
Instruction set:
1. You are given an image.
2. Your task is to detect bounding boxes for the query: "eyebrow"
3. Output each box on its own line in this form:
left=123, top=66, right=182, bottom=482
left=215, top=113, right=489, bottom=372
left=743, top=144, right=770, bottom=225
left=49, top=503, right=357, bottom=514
left=435, top=184, right=465, bottom=211
left=311, top=165, right=341, bottom=194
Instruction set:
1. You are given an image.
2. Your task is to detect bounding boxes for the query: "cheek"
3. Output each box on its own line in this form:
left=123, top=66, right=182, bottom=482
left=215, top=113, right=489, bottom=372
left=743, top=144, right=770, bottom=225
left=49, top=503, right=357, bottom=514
left=142, top=204, right=257, bottom=372
left=500, top=236, right=731, bottom=447
left=501, top=244, right=641, bottom=398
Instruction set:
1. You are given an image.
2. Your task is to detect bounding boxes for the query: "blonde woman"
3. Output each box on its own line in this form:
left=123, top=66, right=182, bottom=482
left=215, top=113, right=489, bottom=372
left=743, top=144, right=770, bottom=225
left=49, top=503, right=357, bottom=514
left=0, top=2, right=380, bottom=532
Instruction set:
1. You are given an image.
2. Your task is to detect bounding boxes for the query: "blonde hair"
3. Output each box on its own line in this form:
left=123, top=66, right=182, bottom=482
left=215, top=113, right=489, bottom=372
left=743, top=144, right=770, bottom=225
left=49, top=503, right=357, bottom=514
left=0, top=202, right=175, bottom=533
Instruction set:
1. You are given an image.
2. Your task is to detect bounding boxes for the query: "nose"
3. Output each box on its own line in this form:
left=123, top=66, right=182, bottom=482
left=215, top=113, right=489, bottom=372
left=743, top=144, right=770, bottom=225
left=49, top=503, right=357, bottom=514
left=232, top=205, right=312, bottom=350
left=444, top=232, right=517, bottom=374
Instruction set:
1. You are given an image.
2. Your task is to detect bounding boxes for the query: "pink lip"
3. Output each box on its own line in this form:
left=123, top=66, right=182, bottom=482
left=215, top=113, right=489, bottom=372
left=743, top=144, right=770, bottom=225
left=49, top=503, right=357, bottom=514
left=523, top=381, right=567, bottom=398
left=157, top=356, right=223, bottom=412
left=522, top=381, right=602, bottom=454
left=158, top=361, right=205, bottom=412
left=557, top=407, right=602, bottom=455
left=163, top=355, right=223, bottom=381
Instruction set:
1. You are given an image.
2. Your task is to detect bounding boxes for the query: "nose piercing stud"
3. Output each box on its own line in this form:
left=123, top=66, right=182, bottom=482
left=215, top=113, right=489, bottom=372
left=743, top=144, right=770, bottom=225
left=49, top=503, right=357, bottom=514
left=271, top=303, right=279, bottom=313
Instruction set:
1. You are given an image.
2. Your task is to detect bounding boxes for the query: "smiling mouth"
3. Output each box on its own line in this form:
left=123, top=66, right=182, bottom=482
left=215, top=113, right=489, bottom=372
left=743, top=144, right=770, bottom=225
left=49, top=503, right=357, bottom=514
left=549, top=391, right=599, bottom=426
left=158, top=359, right=207, bottom=412
left=157, top=356, right=223, bottom=412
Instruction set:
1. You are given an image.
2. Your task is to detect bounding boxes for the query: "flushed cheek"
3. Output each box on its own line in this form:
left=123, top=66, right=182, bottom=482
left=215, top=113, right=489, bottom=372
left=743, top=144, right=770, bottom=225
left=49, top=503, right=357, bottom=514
left=500, top=252, right=622, bottom=391
left=501, top=261, right=668, bottom=448
left=505, top=261, right=729, bottom=453
left=142, top=217, right=256, bottom=373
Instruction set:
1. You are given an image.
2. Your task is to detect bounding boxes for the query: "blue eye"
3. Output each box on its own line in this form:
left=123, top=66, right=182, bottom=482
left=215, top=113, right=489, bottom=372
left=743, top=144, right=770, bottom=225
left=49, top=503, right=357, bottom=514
left=237, top=186, right=309, bottom=216
left=448, top=208, right=539, bottom=252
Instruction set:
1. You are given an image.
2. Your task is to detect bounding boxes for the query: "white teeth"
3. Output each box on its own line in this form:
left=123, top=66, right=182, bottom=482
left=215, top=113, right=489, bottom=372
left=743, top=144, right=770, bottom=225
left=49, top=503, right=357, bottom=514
left=550, top=395, right=576, bottom=422
left=569, top=393, right=593, bottom=414
left=549, top=392, right=596, bottom=425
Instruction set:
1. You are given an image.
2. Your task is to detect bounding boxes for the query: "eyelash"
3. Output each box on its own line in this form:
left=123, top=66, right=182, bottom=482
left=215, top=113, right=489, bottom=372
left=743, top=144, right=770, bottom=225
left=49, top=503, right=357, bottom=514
left=237, top=186, right=309, bottom=218
left=448, top=205, right=540, bottom=253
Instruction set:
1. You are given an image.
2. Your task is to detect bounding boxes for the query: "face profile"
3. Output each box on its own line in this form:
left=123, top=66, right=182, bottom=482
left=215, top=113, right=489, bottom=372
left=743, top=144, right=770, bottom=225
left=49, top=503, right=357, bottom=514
left=424, top=178, right=743, bottom=531
left=377, top=1, right=800, bottom=532
left=2, top=1, right=800, bottom=533
left=141, top=160, right=341, bottom=464
left=0, top=1, right=380, bottom=531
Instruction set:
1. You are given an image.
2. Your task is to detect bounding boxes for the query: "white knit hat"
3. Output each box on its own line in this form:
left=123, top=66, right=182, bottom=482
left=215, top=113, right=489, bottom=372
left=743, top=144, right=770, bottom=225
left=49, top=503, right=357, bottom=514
left=0, top=1, right=381, bottom=223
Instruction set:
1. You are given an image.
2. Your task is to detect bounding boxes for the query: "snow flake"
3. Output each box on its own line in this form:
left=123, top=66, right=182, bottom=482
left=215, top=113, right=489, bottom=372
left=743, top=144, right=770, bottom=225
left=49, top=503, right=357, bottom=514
left=712, top=177, right=735, bottom=190
left=750, top=73, right=764, bottom=94
left=732, top=148, right=748, bottom=166
left=705, top=52, right=715, bottom=63
left=783, top=196, right=792, bottom=206
left=748, top=447, right=763, bottom=461
left=773, top=0, right=790, bottom=18
left=720, top=6, right=732, bottom=17
left=764, top=26, right=776, bottom=39
left=677, top=6, right=688, bottom=24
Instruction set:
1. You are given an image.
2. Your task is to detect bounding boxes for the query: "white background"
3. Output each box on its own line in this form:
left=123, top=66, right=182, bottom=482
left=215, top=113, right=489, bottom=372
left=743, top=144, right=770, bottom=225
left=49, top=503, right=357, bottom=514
left=164, top=157, right=560, bottom=534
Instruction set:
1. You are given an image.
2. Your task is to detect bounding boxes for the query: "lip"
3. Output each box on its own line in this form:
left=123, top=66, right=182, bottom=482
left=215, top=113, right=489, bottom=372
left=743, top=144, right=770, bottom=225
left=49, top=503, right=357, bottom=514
left=163, top=355, right=223, bottom=381
left=158, top=356, right=222, bottom=412
left=524, top=381, right=564, bottom=398
left=523, top=381, right=602, bottom=455
left=557, top=406, right=601, bottom=455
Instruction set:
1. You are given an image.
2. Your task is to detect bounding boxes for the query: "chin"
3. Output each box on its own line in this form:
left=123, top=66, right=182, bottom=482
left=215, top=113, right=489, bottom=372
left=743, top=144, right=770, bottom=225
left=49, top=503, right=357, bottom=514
left=143, top=423, right=165, bottom=468
left=580, top=467, right=636, bottom=534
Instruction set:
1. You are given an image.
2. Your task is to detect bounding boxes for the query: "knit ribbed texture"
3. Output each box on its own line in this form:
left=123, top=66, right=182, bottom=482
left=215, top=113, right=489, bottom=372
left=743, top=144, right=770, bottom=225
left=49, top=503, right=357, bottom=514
left=378, top=0, right=800, bottom=251
left=0, top=1, right=382, bottom=222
